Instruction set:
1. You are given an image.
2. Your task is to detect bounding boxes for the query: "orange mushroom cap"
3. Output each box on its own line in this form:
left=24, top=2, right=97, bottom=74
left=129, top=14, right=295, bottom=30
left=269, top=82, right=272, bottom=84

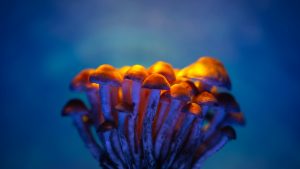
left=170, top=84, right=191, bottom=102
left=142, top=73, right=170, bottom=90
left=148, top=61, right=176, bottom=84
left=177, top=57, right=231, bottom=89
left=182, top=102, right=202, bottom=116
left=70, top=69, right=98, bottom=91
left=90, top=64, right=122, bottom=87
left=194, top=91, right=218, bottom=106
left=124, top=65, right=149, bottom=82
left=119, top=66, right=131, bottom=76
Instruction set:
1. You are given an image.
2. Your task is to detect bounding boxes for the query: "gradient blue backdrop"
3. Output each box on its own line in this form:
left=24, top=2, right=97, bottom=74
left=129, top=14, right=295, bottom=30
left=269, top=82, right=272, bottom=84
left=1, top=0, right=300, bottom=169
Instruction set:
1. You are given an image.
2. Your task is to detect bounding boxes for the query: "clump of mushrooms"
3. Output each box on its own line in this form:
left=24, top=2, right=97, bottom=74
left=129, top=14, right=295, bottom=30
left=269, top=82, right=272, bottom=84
left=62, top=56, right=245, bottom=169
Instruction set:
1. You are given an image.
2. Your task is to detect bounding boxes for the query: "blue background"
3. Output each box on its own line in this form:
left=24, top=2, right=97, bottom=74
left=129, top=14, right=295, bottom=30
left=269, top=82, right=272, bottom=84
left=1, top=0, right=300, bottom=169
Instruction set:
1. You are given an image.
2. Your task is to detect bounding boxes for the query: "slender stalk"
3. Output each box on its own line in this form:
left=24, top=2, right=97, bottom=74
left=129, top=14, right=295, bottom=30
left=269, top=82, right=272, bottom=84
left=99, top=85, right=114, bottom=121
left=118, top=112, right=134, bottom=169
left=142, top=89, right=161, bottom=168
left=101, top=130, right=125, bottom=169
left=72, top=115, right=102, bottom=160
left=154, top=99, right=181, bottom=159
left=163, top=113, right=196, bottom=168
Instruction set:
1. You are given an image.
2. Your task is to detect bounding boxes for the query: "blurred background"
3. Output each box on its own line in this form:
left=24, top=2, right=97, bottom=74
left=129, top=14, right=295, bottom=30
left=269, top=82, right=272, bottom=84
left=1, top=0, right=300, bottom=169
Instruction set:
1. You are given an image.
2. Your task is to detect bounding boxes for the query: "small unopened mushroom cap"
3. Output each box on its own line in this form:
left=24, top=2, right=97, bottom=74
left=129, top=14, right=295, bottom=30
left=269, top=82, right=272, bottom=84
left=177, top=56, right=231, bottom=89
left=170, top=84, right=191, bottom=102
left=70, top=69, right=98, bottom=91
left=194, top=91, right=217, bottom=106
left=216, top=92, right=240, bottom=113
left=148, top=61, right=176, bottom=84
left=142, top=73, right=170, bottom=90
left=124, top=65, right=148, bottom=82
left=97, top=121, right=116, bottom=133
left=182, top=102, right=202, bottom=116
left=90, top=64, right=122, bottom=87
left=221, top=126, right=236, bottom=140
left=61, top=99, right=88, bottom=116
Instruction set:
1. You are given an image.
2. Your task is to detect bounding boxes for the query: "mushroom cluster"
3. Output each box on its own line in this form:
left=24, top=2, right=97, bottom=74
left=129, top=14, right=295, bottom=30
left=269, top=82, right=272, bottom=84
left=62, top=57, right=245, bottom=169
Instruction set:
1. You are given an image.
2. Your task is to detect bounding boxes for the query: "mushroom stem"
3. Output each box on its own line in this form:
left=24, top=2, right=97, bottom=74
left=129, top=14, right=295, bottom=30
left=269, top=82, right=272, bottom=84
left=131, top=81, right=142, bottom=115
left=117, top=111, right=134, bottom=169
left=201, top=105, right=210, bottom=117
left=99, top=85, right=114, bottom=121
left=111, top=86, right=121, bottom=124
left=128, top=80, right=143, bottom=167
left=100, top=129, right=125, bottom=169
left=142, top=89, right=161, bottom=168
left=191, top=134, right=230, bottom=169
left=154, top=99, right=170, bottom=134
left=163, top=112, right=196, bottom=168
left=203, top=107, right=226, bottom=140
left=111, top=131, right=127, bottom=166
left=154, top=99, right=181, bottom=159
left=171, top=118, right=204, bottom=169
left=134, top=89, right=149, bottom=166
left=128, top=81, right=142, bottom=149
left=86, top=91, right=104, bottom=125
left=122, top=79, right=132, bottom=104
left=72, top=115, right=102, bottom=160
left=189, top=118, right=205, bottom=147
left=62, top=99, right=103, bottom=161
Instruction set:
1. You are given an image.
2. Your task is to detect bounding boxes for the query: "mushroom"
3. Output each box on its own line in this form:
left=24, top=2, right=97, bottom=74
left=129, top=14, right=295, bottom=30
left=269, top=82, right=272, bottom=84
left=194, top=91, right=218, bottom=116
left=180, top=80, right=199, bottom=97
left=70, top=69, right=104, bottom=125
left=163, top=102, right=202, bottom=168
left=123, top=64, right=148, bottom=159
left=205, top=92, right=244, bottom=139
left=141, top=73, right=170, bottom=168
left=97, top=121, right=125, bottom=169
left=154, top=83, right=190, bottom=160
left=90, top=64, right=122, bottom=122
left=217, top=92, right=240, bottom=112
left=148, top=61, right=176, bottom=84
left=62, top=99, right=102, bottom=160
left=217, top=92, right=245, bottom=126
left=191, top=126, right=236, bottom=169
left=177, top=56, right=231, bottom=90
left=193, top=91, right=216, bottom=138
